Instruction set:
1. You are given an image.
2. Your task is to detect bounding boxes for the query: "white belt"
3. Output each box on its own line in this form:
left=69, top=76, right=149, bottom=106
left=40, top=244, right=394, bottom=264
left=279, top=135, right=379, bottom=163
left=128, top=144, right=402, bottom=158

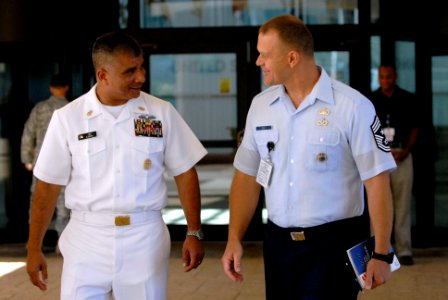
left=70, top=210, right=162, bottom=226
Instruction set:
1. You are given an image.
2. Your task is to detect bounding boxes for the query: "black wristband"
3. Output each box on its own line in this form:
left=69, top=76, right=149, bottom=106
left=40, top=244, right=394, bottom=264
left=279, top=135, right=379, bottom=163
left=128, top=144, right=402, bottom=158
left=372, top=251, right=394, bottom=264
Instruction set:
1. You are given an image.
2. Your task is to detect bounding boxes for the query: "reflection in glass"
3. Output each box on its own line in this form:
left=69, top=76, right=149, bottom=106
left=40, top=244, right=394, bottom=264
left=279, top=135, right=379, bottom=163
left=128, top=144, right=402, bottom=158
left=150, top=53, right=237, bottom=225
left=140, top=0, right=359, bottom=28
left=0, top=62, right=12, bottom=228
left=432, top=56, right=448, bottom=227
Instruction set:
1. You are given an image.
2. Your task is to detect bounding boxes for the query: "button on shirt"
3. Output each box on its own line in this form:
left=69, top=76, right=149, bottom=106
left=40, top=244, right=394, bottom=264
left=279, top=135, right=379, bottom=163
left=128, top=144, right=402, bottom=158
left=33, top=85, right=207, bottom=213
left=234, top=68, right=396, bottom=228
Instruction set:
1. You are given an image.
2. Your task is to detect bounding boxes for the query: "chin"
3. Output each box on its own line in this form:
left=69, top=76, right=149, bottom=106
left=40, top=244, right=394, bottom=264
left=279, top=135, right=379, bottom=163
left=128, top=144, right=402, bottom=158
left=129, top=90, right=141, bottom=99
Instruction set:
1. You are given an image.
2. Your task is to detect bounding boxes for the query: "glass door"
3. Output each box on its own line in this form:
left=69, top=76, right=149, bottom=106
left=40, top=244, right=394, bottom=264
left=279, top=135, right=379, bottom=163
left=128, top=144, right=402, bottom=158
left=150, top=53, right=237, bottom=228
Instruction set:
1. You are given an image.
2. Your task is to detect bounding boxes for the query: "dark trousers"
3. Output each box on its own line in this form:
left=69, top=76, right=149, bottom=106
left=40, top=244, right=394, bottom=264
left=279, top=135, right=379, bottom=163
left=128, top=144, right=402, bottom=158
left=264, top=217, right=367, bottom=300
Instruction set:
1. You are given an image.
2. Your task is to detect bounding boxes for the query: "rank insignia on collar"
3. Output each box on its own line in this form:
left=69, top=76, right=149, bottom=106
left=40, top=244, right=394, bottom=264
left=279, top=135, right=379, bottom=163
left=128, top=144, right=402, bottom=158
left=319, top=108, right=330, bottom=115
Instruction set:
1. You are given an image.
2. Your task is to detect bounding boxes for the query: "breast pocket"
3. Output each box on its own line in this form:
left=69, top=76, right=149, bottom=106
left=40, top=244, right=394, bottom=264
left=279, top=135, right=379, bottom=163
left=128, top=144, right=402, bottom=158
left=132, top=137, right=164, bottom=176
left=71, top=138, right=107, bottom=183
left=306, top=131, right=340, bottom=171
left=254, top=128, right=279, bottom=158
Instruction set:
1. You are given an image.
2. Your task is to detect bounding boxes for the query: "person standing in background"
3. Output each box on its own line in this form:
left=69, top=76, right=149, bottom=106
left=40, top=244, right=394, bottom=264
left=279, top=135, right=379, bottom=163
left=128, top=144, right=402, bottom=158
left=21, top=73, right=71, bottom=251
left=221, top=15, right=397, bottom=299
left=370, top=64, right=419, bottom=266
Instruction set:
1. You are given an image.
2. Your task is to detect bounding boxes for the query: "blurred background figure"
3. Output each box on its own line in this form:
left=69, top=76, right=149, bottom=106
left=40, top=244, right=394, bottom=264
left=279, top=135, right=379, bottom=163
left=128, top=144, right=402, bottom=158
left=21, top=73, right=70, bottom=252
left=370, top=64, right=419, bottom=266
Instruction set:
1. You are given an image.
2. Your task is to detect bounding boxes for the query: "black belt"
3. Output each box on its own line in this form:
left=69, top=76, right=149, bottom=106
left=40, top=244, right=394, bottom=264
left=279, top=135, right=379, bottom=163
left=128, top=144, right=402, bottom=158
left=267, top=216, right=364, bottom=241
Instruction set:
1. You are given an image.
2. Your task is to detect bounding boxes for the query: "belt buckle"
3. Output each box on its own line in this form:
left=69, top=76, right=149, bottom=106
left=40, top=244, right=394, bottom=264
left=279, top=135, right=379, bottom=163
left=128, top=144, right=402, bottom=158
left=290, top=231, right=305, bottom=241
left=115, top=215, right=130, bottom=226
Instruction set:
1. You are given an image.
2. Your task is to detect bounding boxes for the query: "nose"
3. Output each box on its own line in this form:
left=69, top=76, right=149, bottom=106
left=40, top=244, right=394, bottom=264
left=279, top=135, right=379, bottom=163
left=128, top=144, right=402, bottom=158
left=136, top=66, right=146, bottom=84
left=255, top=55, right=262, bottom=66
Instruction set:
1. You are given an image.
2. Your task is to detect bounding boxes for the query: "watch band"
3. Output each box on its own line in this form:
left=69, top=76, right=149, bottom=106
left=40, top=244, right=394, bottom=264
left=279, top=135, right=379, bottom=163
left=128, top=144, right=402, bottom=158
left=371, top=251, right=394, bottom=264
left=186, top=229, right=204, bottom=240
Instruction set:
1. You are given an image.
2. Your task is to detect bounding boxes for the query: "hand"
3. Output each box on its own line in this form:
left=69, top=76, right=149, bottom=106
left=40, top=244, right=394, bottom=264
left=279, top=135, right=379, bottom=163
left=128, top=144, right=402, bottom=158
left=391, top=149, right=408, bottom=163
left=26, top=249, right=48, bottom=291
left=24, top=163, right=33, bottom=171
left=363, top=258, right=392, bottom=290
left=221, top=240, right=244, bottom=282
left=182, top=236, right=204, bottom=272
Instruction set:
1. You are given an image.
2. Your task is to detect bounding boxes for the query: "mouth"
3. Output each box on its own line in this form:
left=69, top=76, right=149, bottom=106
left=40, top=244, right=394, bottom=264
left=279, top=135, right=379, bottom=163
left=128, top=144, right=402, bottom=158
left=130, top=86, right=142, bottom=92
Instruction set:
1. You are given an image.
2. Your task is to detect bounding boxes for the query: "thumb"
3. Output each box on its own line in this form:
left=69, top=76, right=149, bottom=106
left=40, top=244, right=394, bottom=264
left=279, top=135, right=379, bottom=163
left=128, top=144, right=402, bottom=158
left=363, top=270, right=373, bottom=290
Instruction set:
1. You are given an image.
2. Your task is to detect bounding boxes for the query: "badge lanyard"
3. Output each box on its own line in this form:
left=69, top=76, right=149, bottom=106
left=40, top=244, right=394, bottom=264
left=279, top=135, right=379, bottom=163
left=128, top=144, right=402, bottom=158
left=256, top=141, right=275, bottom=188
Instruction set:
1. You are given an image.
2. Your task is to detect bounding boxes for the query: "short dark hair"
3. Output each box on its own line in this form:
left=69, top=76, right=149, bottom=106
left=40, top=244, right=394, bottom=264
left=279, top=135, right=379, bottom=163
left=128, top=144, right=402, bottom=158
left=50, top=73, right=70, bottom=87
left=92, top=31, right=142, bottom=70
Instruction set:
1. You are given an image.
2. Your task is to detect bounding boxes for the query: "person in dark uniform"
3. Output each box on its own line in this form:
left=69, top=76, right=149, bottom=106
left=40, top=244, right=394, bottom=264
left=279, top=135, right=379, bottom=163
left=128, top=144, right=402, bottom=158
left=370, top=64, right=419, bottom=266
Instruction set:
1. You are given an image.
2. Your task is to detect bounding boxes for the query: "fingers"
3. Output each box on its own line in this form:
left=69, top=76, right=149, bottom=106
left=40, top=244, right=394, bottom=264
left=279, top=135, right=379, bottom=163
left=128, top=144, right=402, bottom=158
left=182, top=240, right=205, bottom=272
left=222, top=255, right=244, bottom=282
left=183, top=256, right=203, bottom=272
left=28, top=268, right=48, bottom=291
left=26, top=252, right=48, bottom=291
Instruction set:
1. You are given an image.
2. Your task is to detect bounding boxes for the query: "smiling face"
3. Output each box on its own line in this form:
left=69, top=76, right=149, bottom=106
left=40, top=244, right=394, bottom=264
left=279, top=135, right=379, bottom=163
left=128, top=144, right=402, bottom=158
left=97, top=50, right=146, bottom=105
left=255, top=30, right=291, bottom=87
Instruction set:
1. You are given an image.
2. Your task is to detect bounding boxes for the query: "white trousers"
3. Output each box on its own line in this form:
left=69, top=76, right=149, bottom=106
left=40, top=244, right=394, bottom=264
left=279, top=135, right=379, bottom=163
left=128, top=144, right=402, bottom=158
left=58, top=211, right=170, bottom=300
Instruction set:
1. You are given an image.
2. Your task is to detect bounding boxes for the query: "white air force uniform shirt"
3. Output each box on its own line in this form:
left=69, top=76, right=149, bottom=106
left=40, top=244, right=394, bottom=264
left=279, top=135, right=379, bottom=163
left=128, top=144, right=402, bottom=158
left=34, top=85, right=207, bottom=213
left=234, top=68, right=396, bottom=228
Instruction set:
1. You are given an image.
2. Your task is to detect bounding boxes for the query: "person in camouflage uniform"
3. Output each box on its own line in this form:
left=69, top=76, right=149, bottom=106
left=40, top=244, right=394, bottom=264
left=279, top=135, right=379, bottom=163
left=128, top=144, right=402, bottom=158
left=21, top=73, right=70, bottom=246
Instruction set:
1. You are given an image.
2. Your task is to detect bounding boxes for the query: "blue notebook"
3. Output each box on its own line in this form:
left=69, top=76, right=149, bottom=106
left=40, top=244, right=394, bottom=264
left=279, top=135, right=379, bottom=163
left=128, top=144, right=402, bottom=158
left=346, top=236, right=401, bottom=289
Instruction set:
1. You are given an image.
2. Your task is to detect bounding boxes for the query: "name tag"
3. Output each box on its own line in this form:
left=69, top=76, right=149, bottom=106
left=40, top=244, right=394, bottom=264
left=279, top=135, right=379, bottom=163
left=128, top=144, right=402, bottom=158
left=78, top=131, right=97, bottom=140
left=256, top=125, right=272, bottom=131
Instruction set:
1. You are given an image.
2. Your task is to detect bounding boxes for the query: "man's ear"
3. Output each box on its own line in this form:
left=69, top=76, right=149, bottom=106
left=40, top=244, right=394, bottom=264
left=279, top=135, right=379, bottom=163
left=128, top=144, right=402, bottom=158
left=288, top=50, right=300, bottom=67
left=97, top=68, right=107, bottom=82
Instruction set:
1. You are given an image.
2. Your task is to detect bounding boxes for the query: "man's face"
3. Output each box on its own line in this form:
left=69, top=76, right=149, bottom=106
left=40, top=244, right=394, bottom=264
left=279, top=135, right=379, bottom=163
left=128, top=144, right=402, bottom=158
left=378, top=66, right=397, bottom=92
left=255, top=31, right=290, bottom=86
left=101, top=51, right=146, bottom=104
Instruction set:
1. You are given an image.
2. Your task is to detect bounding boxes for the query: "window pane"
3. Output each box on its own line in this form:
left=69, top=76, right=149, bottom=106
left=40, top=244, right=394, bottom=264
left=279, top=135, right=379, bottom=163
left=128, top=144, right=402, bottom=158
left=149, top=53, right=237, bottom=225
left=395, top=41, right=416, bottom=93
left=432, top=56, right=448, bottom=227
left=0, top=62, right=12, bottom=228
left=140, top=0, right=359, bottom=28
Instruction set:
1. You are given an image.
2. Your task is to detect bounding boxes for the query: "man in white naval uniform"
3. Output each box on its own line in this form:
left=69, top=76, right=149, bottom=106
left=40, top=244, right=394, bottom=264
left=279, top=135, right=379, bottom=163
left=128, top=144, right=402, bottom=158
left=26, top=31, right=207, bottom=299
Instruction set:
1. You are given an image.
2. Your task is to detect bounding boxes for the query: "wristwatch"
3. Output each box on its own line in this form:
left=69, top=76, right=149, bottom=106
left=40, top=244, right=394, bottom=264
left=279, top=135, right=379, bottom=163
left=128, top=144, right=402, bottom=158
left=372, top=251, right=394, bottom=264
left=186, top=229, right=204, bottom=240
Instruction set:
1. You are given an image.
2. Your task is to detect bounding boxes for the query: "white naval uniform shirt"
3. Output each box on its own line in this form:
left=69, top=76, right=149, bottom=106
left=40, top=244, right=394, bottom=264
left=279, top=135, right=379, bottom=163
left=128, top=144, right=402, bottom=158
left=33, top=85, right=207, bottom=213
left=234, top=68, right=396, bottom=228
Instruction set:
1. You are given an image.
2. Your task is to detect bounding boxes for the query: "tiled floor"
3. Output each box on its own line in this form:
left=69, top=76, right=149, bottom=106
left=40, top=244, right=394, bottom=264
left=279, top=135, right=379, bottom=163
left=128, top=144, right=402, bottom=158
left=1, top=242, right=448, bottom=300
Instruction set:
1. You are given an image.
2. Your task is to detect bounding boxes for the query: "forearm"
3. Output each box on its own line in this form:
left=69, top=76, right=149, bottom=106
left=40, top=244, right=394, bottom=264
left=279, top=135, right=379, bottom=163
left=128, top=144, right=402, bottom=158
left=228, top=170, right=261, bottom=242
left=27, top=179, right=61, bottom=251
left=174, top=167, right=202, bottom=231
left=365, top=171, right=393, bottom=254
left=404, top=127, right=419, bottom=154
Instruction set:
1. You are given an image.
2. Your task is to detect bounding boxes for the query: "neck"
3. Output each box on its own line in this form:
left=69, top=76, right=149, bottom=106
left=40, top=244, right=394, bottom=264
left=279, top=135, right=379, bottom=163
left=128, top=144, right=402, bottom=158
left=285, top=63, right=320, bottom=108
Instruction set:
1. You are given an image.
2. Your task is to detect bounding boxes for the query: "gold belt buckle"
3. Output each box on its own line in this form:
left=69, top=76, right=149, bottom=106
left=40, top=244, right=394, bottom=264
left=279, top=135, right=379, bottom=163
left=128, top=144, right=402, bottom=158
left=290, top=231, right=305, bottom=241
left=115, top=215, right=131, bottom=226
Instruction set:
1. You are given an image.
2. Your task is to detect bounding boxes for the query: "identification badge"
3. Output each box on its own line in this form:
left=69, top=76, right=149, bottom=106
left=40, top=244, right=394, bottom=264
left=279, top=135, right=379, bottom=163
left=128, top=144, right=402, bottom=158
left=383, top=127, right=395, bottom=142
left=256, top=157, right=273, bottom=188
